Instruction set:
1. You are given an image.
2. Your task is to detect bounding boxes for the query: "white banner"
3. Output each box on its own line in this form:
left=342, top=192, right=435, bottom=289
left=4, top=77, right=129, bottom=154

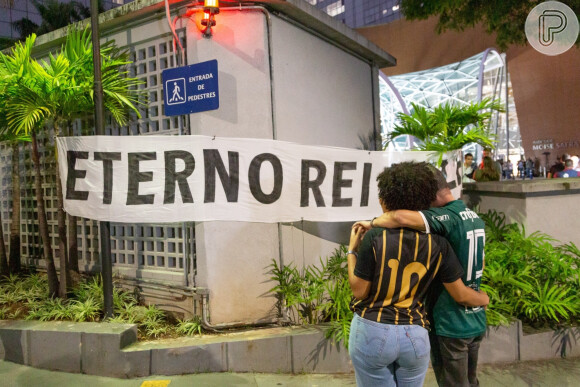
left=56, top=136, right=461, bottom=223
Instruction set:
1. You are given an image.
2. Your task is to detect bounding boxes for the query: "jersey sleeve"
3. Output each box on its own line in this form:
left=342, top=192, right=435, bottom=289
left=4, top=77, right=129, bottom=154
left=354, top=229, right=377, bottom=281
left=420, top=207, right=447, bottom=235
left=437, top=238, right=464, bottom=283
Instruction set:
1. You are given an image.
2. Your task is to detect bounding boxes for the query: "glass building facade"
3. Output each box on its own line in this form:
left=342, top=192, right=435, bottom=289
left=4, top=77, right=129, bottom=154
left=306, top=0, right=403, bottom=28
left=379, top=50, right=523, bottom=162
left=308, top=0, right=522, bottom=163
left=0, top=0, right=128, bottom=40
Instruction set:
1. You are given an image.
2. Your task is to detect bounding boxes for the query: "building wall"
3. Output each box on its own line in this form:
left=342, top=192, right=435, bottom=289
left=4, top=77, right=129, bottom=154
left=185, top=9, right=379, bottom=323
left=462, top=180, right=580, bottom=249
left=356, top=17, right=580, bottom=164
left=269, top=9, right=375, bottom=292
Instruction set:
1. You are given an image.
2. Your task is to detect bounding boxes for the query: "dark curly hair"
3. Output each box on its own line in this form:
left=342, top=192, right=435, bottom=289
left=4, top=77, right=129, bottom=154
left=377, top=161, right=438, bottom=211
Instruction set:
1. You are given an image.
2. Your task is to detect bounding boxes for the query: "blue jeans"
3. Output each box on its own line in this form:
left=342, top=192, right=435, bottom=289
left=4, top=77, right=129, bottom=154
left=349, top=313, right=430, bottom=387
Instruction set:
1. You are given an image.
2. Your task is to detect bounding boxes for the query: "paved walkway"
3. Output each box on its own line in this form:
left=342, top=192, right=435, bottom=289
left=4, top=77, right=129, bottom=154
left=1, top=357, right=579, bottom=386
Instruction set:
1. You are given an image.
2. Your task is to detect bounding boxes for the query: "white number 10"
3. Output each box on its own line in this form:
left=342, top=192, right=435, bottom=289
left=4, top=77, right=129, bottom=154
left=466, top=229, right=485, bottom=282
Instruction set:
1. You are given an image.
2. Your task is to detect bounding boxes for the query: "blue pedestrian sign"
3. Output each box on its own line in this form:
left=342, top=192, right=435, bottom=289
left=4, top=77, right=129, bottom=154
left=162, top=60, right=219, bottom=116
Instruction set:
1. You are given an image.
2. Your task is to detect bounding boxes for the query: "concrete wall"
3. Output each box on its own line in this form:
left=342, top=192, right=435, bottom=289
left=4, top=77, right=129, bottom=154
left=462, top=179, right=580, bottom=247
left=270, top=15, right=375, bottom=146
left=269, top=11, right=376, bottom=272
left=185, top=9, right=379, bottom=323
left=2, top=320, right=578, bottom=377
left=184, top=9, right=279, bottom=324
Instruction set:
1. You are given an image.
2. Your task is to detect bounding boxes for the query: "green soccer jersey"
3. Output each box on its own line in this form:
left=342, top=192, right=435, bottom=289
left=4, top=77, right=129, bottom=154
left=420, top=200, right=487, bottom=338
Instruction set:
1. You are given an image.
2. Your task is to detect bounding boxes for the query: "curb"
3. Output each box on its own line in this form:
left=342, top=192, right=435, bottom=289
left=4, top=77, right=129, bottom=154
left=1, top=320, right=579, bottom=378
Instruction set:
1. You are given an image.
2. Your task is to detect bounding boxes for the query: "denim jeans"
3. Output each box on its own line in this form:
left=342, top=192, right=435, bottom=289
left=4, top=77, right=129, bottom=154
left=348, top=313, right=430, bottom=387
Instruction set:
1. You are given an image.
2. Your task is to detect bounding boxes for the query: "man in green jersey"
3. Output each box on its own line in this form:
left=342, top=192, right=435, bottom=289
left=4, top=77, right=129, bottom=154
left=354, top=167, right=487, bottom=387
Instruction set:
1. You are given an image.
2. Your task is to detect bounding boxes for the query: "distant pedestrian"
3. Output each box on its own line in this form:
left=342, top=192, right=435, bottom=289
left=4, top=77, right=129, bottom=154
left=548, top=155, right=566, bottom=178
left=463, top=153, right=476, bottom=183
left=479, top=148, right=501, bottom=176
left=503, top=160, right=513, bottom=180
left=517, top=157, right=525, bottom=179
left=555, top=159, right=579, bottom=178
left=474, top=157, right=500, bottom=182
left=526, top=158, right=534, bottom=179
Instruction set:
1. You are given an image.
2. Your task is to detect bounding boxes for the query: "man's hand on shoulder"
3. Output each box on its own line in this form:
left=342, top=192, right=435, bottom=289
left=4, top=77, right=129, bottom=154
left=352, top=220, right=372, bottom=231
left=353, top=211, right=427, bottom=232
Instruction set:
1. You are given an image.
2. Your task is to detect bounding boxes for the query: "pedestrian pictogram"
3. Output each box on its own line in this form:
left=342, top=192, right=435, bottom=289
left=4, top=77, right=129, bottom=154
left=165, top=78, right=186, bottom=105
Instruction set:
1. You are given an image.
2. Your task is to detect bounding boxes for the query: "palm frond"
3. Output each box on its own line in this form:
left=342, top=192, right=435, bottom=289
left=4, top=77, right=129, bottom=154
left=387, top=98, right=502, bottom=164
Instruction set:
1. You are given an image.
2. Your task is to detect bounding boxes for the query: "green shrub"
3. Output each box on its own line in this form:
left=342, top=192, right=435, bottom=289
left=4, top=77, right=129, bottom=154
left=481, top=210, right=580, bottom=328
left=267, top=213, right=580, bottom=348
left=267, top=246, right=353, bottom=348
left=0, top=273, right=195, bottom=340
left=176, top=316, right=203, bottom=336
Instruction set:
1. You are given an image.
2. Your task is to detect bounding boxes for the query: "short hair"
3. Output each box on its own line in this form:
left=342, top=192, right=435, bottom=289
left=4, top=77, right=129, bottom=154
left=565, top=159, right=573, bottom=167
left=465, top=153, right=473, bottom=159
left=429, top=165, right=450, bottom=191
left=377, top=162, right=438, bottom=211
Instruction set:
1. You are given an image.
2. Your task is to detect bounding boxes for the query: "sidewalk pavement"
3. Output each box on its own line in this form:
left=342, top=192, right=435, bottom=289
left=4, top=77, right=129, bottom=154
left=1, top=356, right=579, bottom=386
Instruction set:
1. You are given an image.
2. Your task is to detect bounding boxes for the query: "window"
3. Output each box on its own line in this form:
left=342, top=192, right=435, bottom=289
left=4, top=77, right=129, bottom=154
left=326, top=1, right=345, bottom=17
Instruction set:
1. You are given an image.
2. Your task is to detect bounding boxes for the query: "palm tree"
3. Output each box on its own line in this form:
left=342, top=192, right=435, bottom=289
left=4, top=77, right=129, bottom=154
left=0, top=35, right=59, bottom=295
left=11, top=18, right=39, bottom=41
left=53, top=28, right=141, bottom=293
left=11, top=0, right=100, bottom=39
left=3, top=30, right=141, bottom=296
left=387, top=98, right=503, bottom=164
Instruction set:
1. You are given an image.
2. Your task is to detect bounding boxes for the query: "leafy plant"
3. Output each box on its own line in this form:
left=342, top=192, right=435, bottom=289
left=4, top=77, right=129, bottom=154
left=0, top=306, right=10, bottom=319
left=68, top=297, right=101, bottom=322
left=268, top=247, right=354, bottom=347
left=268, top=259, right=328, bottom=325
left=482, top=214, right=580, bottom=329
left=479, top=209, right=517, bottom=243
left=0, top=272, right=189, bottom=340
left=518, top=280, right=577, bottom=323
left=388, top=98, right=502, bottom=165
left=26, top=297, right=73, bottom=321
left=140, top=305, right=168, bottom=338
left=176, top=317, right=203, bottom=336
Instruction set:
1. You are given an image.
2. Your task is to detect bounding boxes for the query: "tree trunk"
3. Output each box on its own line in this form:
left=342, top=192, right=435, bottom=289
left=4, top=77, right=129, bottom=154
left=53, top=123, right=70, bottom=297
left=31, top=131, right=59, bottom=297
left=9, top=142, right=21, bottom=274
left=0, top=207, right=8, bottom=277
left=67, top=214, right=81, bottom=286
left=65, top=122, right=80, bottom=287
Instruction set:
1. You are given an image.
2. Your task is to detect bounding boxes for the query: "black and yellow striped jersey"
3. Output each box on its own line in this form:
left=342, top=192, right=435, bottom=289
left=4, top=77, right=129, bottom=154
left=352, top=227, right=464, bottom=328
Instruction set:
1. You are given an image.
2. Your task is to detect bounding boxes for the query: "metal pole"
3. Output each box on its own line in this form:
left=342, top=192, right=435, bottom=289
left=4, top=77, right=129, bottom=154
left=90, top=0, right=113, bottom=319
left=505, top=57, right=510, bottom=163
